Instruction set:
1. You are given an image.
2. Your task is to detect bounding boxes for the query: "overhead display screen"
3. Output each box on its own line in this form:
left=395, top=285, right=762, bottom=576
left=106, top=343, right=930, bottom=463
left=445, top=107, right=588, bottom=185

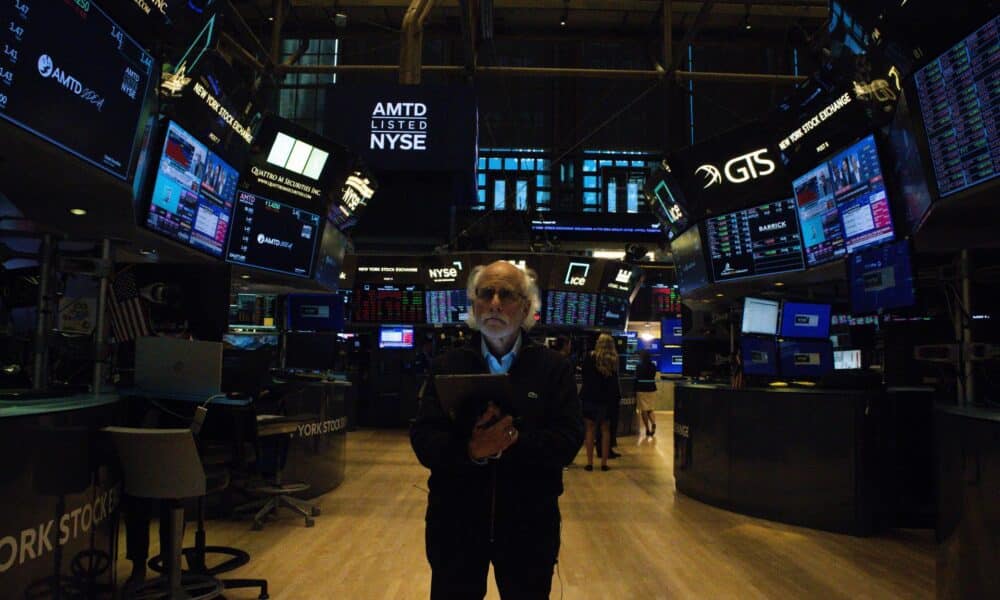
left=313, top=222, right=349, bottom=291
left=595, top=294, right=630, bottom=330
left=671, top=226, right=710, bottom=296
left=425, top=289, right=469, bottom=325
left=226, top=192, right=321, bottom=277
left=544, top=291, right=597, bottom=327
left=913, top=15, right=1000, bottom=198
left=0, top=1, right=154, bottom=180
left=651, top=285, right=682, bottom=315
left=145, top=121, right=240, bottom=257
left=353, top=284, right=426, bottom=323
left=848, top=240, right=916, bottom=315
left=886, top=92, right=935, bottom=233
left=704, top=198, right=805, bottom=282
left=792, top=134, right=895, bottom=265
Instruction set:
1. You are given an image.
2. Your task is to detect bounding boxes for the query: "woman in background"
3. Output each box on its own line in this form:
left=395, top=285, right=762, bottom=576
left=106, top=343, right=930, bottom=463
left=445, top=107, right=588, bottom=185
left=636, top=350, right=657, bottom=437
left=580, top=333, right=620, bottom=471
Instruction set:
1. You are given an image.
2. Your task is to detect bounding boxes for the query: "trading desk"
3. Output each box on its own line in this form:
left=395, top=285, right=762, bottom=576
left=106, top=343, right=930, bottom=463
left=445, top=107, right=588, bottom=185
left=0, top=393, right=122, bottom=597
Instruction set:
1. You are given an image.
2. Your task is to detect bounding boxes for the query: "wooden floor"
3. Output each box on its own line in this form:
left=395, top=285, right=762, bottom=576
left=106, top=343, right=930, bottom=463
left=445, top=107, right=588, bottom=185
left=121, top=413, right=935, bottom=599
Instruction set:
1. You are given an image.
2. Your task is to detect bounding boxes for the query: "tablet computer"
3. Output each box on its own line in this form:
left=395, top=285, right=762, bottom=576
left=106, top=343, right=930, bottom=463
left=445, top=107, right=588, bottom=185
left=434, top=373, right=514, bottom=424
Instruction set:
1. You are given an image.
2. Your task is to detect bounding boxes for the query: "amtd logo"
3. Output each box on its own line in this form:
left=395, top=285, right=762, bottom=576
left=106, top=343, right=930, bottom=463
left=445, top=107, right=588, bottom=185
left=370, top=101, right=428, bottom=151
left=694, top=148, right=775, bottom=189
left=256, top=234, right=292, bottom=250
left=37, top=54, right=105, bottom=111
left=565, top=262, right=590, bottom=287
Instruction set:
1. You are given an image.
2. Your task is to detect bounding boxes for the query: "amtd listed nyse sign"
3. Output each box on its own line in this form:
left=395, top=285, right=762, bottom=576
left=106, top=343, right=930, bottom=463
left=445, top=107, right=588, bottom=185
left=370, top=102, right=428, bottom=151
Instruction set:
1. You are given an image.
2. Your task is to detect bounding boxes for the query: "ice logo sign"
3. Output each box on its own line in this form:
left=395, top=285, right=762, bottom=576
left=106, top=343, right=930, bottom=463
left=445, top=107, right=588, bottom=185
left=37, top=54, right=105, bottom=111
left=565, top=262, right=590, bottom=287
left=695, top=148, right=775, bottom=189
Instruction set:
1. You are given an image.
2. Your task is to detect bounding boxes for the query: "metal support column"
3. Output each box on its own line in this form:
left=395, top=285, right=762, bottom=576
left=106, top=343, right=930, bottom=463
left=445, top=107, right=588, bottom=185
left=31, top=234, right=53, bottom=391
left=270, top=0, right=285, bottom=65
left=663, top=0, right=673, bottom=69
left=92, top=239, right=111, bottom=395
left=961, top=250, right=974, bottom=406
left=400, top=0, right=436, bottom=84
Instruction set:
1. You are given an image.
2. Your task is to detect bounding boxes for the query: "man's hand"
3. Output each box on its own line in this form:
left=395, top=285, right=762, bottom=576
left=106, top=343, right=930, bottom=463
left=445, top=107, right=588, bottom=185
left=468, top=404, right=519, bottom=460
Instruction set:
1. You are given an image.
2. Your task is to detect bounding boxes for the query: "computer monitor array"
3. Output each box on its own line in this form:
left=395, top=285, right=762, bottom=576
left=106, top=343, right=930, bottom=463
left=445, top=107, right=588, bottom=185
left=741, top=337, right=778, bottom=376
left=661, top=318, right=683, bottom=346
left=742, top=297, right=780, bottom=336
left=779, top=340, right=833, bottom=377
left=286, top=294, right=345, bottom=332
left=658, top=347, right=683, bottom=374
left=779, top=301, right=832, bottom=339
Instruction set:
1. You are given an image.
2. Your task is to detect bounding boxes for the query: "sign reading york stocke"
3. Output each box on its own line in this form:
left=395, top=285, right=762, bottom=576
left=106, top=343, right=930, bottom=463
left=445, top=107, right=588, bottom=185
left=325, top=84, right=477, bottom=172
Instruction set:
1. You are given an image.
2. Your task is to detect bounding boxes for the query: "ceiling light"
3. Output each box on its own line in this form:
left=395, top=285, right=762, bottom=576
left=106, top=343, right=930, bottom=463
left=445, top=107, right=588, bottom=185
left=139, top=248, right=158, bottom=256
left=775, top=282, right=784, bottom=287
left=560, top=0, right=568, bottom=27
left=240, top=274, right=251, bottom=280
left=744, top=3, right=752, bottom=30
left=69, top=208, right=87, bottom=216
left=715, top=293, right=724, bottom=298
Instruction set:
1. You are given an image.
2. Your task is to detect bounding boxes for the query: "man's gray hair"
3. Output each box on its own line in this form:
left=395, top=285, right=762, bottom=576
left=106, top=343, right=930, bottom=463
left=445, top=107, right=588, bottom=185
left=465, top=262, right=541, bottom=331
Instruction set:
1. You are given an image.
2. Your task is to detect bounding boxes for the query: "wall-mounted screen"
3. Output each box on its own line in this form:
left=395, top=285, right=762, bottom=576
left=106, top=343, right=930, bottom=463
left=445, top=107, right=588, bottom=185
left=226, top=191, right=321, bottom=277
left=379, top=324, right=414, bottom=349
left=848, top=240, right=916, bottom=315
left=741, top=297, right=780, bottom=336
left=779, top=340, right=833, bottom=377
left=886, top=92, right=934, bottom=233
left=353, top=284, right=426, bottom=323
left=595, top=294, right=629, bottom=330
left=145, top=121, right=239, bottom=257
left=834, top=349, right=862, bottom=370
left=544, top=291, right=597, bottom=327
left=913, top=15, right=1000, bottom=199
left=229, top=293, right=276, bottom=330
left=313, top=223, right=349, bottom=291
left=651, top=285, right=682, bottom=315
left=704, top=197, right=805, bottom=282
left=672, top=226, right=710, bottom=295
left=426, top=290, right=469, bottom=325
left=661, top=318, right=683, bottom=346
left=793, top=134, right=895, bottom=265
left=741, top=337, right=778, bottom=376
left=779, top=301, right=832, bottom=339
left=658, top=347, right=683, bottom=374
left=0, top=1, right=154, bottom=180
left=286, top=294, right=344, bottom=332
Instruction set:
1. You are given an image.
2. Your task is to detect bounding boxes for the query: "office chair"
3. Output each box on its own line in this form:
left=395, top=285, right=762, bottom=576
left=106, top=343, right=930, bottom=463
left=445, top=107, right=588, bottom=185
left=106, top=427, right=269, bottom=600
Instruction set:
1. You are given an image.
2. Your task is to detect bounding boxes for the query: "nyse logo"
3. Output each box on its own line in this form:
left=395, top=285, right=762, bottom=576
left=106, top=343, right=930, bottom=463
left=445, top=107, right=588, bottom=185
left=615, top=269, right=632, bottom=284
left=429, top=267, right=459, bottom=282
left=565, top=262, right=590, bottom=287
left=694, top=149, right=775, bottom=189
left=121, top=67, right=140, bottom=99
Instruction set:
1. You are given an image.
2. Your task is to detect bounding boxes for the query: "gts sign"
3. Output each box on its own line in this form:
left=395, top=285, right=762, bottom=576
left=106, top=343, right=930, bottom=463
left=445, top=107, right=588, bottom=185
left=695, top=149, right=776, bottom=189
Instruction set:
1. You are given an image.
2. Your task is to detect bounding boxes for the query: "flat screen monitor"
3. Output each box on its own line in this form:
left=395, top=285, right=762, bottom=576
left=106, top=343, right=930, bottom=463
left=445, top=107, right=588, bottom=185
left=848, top=240, right=916, bottom=315
left=671, top=226, right=710, bottom=295
left=646, top=176, right=689, bottom=241
left=0, top=2, right=154, bottom=180
left=741, top=337, right=778, bottom=376
left=229, top=293, right=276, bottom=329
left=286, top=294, right=344, bottom=332
left=792, top=134, right=895, bottom=264
left=226, top=191, right=321, bottom=278
left=886, top=91, right=934, bottom=233
left=379, top=324, right=414, bottom=349
left=651, top=285, right=682, bottom=315
left=544, top=291, right=597, bottom=327
left=779, top=301, right=832, bottom=339
left=426, top=290, right=469, bottom=325
left=353, top=284, right=426, bottom=323
left=704, top=198, right=805, bottom=282
left=834, top=349, right=863, bottom=370
left=595, top=294, right=630, bottom=330
left=223, top=333, right=279, bottom=350
left=913, top=15, right=1000, bottom=199
left=661, top=318, right=683, bottom=346
left=659, top=347, right=683, bottom=374
left=779, top=340, right=833, bottom=377
left=741, top=297, right=780, bottom=336
left=313, top=223, right=349, bottom=290
left=145, top=121, right=240, bottom=257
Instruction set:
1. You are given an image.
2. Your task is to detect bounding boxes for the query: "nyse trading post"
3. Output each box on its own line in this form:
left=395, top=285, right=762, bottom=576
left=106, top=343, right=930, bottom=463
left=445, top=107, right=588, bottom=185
left=704, top=198, right=805, bottom=282
left=0, top=1, right=153, bottom=179
left=914, top=15, right=999, bottom=198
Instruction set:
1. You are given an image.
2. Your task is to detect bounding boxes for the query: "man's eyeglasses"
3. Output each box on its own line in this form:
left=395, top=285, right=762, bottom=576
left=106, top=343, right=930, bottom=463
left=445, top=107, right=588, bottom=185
left=475, top=286, right=525, bottom=304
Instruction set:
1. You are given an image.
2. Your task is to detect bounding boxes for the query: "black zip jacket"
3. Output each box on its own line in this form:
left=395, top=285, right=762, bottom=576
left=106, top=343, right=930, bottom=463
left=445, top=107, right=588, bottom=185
left=410, top=332, right=583, bottom=537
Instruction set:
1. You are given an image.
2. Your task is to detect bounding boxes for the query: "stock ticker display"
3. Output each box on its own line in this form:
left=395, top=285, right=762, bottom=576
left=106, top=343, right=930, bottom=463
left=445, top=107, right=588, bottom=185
left=353, top=284, right=426, bottom=323
left=0, top=1, right=153, bottom=179
left=704, top=198, right=805, bottom=282
left=425, top=289, right=469, bottom=325
left=544, top=291, right=597, bottom=327
left=651, top=285, right=682, bottom=315
left=914, top=15, right=1000, bottom=198
left=226, top=191, right=321, bottom=277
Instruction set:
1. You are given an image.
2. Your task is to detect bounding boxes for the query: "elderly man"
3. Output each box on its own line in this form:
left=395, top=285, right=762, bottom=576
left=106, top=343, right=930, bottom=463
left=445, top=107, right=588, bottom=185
left=411, top=260, right=584, bottom=599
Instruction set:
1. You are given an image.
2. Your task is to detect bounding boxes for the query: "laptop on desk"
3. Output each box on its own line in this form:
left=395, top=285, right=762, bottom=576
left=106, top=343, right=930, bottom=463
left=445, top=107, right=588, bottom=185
left=134, top=337, right=223, bottom=402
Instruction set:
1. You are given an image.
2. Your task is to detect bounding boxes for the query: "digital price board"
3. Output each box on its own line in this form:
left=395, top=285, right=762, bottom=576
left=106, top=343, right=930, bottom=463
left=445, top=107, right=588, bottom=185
left=353, top=284, right=426, bottom=323
left=704, top=198, right=805, bottom=282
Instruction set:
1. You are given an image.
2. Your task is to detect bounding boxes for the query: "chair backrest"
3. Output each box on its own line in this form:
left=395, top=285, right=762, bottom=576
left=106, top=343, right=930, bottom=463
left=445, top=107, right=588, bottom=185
left=104, top=427, right=206, bottom=499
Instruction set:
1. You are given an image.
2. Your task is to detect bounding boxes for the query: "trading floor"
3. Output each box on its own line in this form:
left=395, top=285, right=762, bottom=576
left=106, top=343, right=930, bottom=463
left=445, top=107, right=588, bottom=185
left=118, top=414, right=934, bottom=599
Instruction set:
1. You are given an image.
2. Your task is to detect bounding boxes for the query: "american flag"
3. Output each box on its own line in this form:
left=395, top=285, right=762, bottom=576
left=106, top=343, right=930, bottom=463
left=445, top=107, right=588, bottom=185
left=108, top=269, right=151, bottom=342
